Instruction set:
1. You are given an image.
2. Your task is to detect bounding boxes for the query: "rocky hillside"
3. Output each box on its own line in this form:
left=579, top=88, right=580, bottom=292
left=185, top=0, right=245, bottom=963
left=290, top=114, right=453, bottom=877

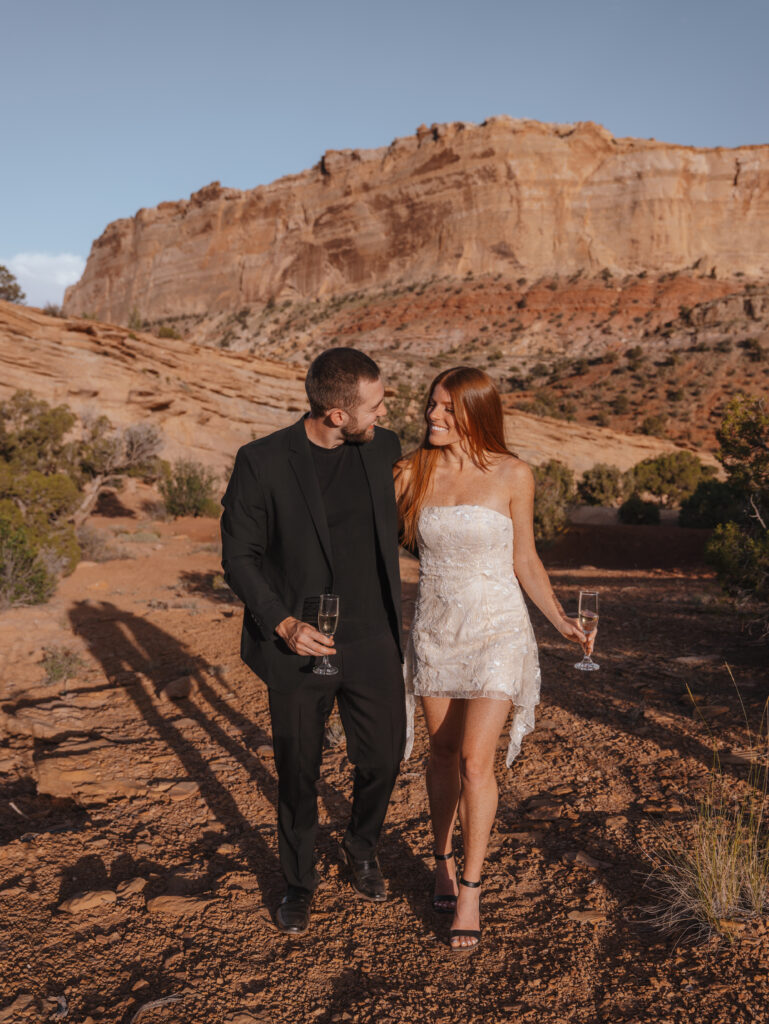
left=0, top=302, right=714, bottom=475
left=63, top=117, right=769, bottom=325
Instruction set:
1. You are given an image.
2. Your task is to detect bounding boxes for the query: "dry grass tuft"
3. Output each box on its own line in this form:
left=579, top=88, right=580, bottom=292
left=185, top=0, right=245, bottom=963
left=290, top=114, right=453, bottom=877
left=646, top=672, right=769, bottom=941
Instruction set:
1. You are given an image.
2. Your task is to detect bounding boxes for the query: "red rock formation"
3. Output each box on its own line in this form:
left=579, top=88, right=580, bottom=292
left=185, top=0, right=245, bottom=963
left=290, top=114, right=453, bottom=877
left=63, top=118, right=769, bottom=324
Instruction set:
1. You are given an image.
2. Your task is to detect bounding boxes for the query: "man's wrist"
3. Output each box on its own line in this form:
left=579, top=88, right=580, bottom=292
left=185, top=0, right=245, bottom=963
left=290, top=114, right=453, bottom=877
left=275, top=616, right=299, bottom=641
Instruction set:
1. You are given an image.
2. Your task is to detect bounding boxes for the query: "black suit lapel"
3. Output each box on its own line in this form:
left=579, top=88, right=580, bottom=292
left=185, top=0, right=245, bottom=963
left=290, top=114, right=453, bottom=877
left=287, top=419, right=334, bottom=576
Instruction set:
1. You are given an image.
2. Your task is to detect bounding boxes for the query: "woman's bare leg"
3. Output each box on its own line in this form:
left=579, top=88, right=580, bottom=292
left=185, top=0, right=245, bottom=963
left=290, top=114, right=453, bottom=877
left=421, top=696, right=465, bottom=905
left=452, top=697, right=511, bottom=948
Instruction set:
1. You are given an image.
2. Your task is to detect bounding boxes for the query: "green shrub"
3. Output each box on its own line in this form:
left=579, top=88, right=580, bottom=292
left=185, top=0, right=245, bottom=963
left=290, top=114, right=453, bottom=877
left=159, top=460, right=220, bottom=517
left=156, top=325, right=182, bottom=339
left=578, top=463, right=625, bottom=506
left=679, top=480, right=744, bottom=529
left=618, top=494, right=660, bottom=525
left=533, top=460, right=575, bottom=542
left=612, top=394, right=630, bottom=415
left=625, top=451, right=714, bottom=508
left=0, top=391, right=77, bottom=475
left=0, top=265, right=25, bottom=304
left=640, top=415, right=667, bottom=437
left=0, top=516, right=58, bottom=607
left=707, top=523, right=769, bottom=606
left=705, top=396, right=769, bottom=618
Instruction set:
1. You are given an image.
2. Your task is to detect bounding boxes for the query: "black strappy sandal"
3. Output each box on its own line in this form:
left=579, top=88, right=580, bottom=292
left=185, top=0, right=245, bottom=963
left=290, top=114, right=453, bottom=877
left=449, top=877, right=482, bottom=953
left=432, top=851, right=458, bottom=914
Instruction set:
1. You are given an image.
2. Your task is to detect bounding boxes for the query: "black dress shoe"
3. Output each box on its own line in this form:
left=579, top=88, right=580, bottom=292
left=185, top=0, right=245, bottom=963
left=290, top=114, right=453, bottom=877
left=275, top=887, right=313, bottom=934
left=343, top=848, right=387, bottom=902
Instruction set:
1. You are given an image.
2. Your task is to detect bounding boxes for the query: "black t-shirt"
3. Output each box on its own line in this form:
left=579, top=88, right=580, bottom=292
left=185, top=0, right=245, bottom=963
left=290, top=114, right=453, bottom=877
left=308, top=440, right=391, bottom=643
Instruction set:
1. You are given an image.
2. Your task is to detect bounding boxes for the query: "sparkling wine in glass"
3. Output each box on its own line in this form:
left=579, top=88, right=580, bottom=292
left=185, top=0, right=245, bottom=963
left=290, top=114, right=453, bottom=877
left=313, top=593, right=339, bottom=676
left=575, top=590, right=599, bottom=672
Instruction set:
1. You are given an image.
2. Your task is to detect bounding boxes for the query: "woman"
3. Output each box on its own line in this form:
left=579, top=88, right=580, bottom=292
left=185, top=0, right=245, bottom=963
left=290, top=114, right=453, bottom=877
left=394, top=367, right=589, bottom=953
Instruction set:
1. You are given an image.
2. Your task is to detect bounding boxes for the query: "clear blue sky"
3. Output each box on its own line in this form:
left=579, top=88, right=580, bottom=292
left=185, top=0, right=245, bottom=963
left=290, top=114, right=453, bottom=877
left=3, top=0, right=767, bottom=305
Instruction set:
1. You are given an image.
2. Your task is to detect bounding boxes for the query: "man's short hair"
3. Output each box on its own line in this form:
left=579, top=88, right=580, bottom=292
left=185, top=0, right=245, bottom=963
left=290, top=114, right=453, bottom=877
left=305, top=347, right=381, bottom=417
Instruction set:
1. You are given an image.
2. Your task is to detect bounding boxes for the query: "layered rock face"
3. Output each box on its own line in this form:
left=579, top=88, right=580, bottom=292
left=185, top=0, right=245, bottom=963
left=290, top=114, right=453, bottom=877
left=63, top=118, right=769, bottom=323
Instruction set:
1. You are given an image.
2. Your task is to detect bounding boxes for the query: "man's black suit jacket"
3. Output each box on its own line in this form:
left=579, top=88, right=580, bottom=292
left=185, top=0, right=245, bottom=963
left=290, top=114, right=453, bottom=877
left=221, top=417, right=403, bottom=693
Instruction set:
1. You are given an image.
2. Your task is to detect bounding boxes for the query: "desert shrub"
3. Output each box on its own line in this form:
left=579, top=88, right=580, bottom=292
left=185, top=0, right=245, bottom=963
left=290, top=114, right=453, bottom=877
left=76, top=524, right=126, bottom=562
left=156, top=325, right=181, bottom=339
left=625, top=451, right=715, bottom=508
left=41, top=645, right=87, bottom=684
left=704, top=395, right=769, bottom=619
left=578, top=463, right=625, bottom=506
left=612, top=394, right=630, bottom=415
left=640, top=414, right=667, bottom=437
left=618, top=494, right=660, bottom=525
left=0, top=515, right=58, bottom=607
left=0, top=391, right=77, bottom=475
left=159, top=460, right=220, bottom=518
left=648, top=726, right=769, bottom=939
left=707, top=523, right=769, bottom=604
left=533, top=460, right=575, bottom=542
left=0, top=266, right=25, bottom=304
left=0, top=391, right=166, bottom=606
left=679, top=480, right=744, bottom=529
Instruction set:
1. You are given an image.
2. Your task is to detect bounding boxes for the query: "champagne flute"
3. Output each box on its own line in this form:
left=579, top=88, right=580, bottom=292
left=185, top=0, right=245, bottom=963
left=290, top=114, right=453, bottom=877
left=574, top=590, right=599, bottom=671
left=313, top=593, right=339, bottom=676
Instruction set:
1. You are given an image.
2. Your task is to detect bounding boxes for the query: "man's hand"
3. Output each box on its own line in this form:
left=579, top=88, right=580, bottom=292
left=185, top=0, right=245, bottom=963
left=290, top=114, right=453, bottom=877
left=275, top=616, right=337, bottom=657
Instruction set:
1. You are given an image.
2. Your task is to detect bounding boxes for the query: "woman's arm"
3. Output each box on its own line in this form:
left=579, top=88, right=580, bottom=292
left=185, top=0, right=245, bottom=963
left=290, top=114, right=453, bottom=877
left=507, top=461, right=588, bottom=648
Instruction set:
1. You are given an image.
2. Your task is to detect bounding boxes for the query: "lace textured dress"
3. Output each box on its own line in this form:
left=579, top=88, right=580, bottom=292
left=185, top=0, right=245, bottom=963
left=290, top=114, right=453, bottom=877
left=404, top=504, right=541, bottom=766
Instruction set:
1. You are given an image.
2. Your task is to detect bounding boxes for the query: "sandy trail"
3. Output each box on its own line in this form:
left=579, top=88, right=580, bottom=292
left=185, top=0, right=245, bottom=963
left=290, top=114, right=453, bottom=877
left=0, top=499, right=766, bottom=1024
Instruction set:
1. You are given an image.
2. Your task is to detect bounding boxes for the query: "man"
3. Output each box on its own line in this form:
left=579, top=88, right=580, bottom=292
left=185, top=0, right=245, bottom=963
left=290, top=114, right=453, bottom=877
left=221, top=347, right=405, bottom=935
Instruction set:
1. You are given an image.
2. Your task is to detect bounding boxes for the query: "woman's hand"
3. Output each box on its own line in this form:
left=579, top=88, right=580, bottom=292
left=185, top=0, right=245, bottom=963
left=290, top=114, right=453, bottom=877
left=556, top=615, right=595, bottom=654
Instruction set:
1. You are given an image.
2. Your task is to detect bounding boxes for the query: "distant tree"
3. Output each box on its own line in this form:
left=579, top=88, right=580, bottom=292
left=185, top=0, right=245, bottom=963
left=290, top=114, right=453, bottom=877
left=578, top=463, right=626, bottom=506
left=0, top=265, right=25, bottom=304
left=625, top=451, right=715, bottom=508
left=706, top=395, right=769, bottom=624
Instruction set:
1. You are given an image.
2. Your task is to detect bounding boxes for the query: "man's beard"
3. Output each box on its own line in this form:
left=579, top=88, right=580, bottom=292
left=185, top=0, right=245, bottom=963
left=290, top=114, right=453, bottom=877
left=341, top=421, right=375, bottom=444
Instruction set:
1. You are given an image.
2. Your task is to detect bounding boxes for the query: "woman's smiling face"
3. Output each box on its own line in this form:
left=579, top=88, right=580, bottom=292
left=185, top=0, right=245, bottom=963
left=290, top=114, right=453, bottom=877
left=426, top=383, right=462, bottom=447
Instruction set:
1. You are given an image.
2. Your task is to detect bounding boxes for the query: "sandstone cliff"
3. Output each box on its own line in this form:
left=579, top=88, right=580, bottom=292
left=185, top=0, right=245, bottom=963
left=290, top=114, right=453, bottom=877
left=63, top=118, right=769, bottom=324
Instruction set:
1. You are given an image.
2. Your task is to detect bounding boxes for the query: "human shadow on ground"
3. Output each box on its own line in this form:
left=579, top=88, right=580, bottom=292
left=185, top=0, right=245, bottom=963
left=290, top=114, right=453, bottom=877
left=65, top=600, right=288, bottom=905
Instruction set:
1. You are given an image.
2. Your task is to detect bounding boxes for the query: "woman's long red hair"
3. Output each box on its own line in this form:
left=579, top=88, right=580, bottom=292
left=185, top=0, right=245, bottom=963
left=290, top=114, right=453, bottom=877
left=396, top=367, right=512, bottom=550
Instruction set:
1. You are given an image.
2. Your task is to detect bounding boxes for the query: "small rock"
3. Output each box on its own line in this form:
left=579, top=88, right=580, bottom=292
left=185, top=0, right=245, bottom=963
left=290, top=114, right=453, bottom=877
left=146, top=895, right=214, bottom=917
left=168, top=781, right=200, bottom=802
left=226, top=1015, right=263, bottom=1024
left=117, top=877, right=147, bottom=896
left=44, top=995, right=68, bottom=1020
left=255, top=744, right=274, bottom=758
left=59, top=889, right=117, bottom=914
left=604, top=815, right=628, bottom=828
left=563, top=850, right=607, bottom=869
left=568, top=910, right=607, bottom=924
left=526, top=805, right=561, bottom=821
left=160, top=676, right=196, bottom=700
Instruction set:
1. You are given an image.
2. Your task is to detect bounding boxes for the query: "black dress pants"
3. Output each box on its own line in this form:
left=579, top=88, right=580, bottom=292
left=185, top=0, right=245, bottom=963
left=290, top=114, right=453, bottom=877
left=267, top=631, right=406, bottom=892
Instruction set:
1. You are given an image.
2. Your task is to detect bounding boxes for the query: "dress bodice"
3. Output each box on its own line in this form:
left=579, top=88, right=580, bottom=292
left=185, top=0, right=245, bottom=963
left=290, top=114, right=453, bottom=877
left=417, top=505, right=514, bottom=580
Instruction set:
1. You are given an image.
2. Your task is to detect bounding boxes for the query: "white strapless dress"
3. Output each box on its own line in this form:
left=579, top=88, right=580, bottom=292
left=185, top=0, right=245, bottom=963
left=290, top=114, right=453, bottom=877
left=404, top=505, right=541, bottom=766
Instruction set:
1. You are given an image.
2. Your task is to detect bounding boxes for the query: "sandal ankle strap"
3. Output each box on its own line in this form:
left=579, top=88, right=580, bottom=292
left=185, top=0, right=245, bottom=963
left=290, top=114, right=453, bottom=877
left=433, top=850, right=454, bottom=861
left=460, top=877, right=481, bottom=888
